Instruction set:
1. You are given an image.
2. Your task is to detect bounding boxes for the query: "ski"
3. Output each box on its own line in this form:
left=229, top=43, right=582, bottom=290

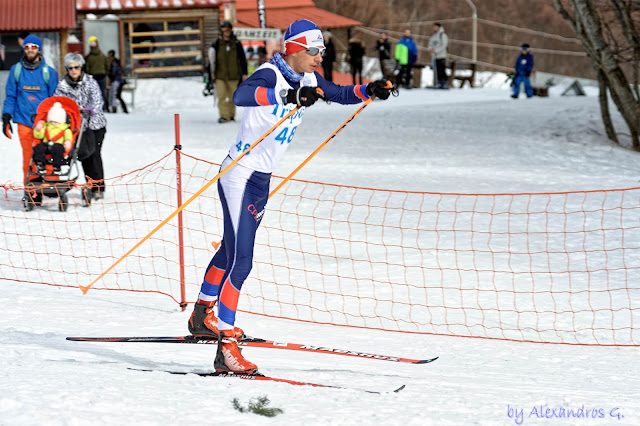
left=66, top=335, right=438, bottom=365
left=128, top=368, right=405, bottom=394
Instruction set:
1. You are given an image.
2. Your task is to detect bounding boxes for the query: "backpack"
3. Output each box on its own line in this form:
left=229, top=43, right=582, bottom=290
left=14, top=62, right=50, bottom=85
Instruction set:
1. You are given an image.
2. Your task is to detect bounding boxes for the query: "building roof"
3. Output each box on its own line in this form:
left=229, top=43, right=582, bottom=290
left=0, top=0, right=76, bottom=31
left=235, top=0, right=361, bottom=30
left=76, top=0, right=220, bottom=11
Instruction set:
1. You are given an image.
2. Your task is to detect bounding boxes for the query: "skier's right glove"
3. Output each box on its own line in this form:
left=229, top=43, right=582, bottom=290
left=2, top=113, right=12, bottom=139
left=366, top=79, right=395, bottom=100
left=284, top=86, right=326, bottom=107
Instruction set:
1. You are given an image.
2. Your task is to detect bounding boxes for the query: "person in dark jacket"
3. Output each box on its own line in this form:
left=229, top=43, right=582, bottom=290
left=321, top=31, right=336, bottom=82
left=107, top=50, right=128, bottom=113
left=348, top=36, right=365, bottom=85
left=376, top=30, right=392, bottom=78
left=85, top=36, right=110, bottom=111
left=512, top=43, right=535, bottom=98
left=207, top=21, right=248, bottom=123
left=2, top=35, right=58, bottom=181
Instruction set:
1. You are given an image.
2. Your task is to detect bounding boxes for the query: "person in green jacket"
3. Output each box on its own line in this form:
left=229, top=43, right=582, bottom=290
left=85, top=36, right=109, bottom=112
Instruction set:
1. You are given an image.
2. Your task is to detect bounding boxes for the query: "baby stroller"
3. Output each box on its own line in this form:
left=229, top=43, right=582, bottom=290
left=22, top=96, right=92, bottom=212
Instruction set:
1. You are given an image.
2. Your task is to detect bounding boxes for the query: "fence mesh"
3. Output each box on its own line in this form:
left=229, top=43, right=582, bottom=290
left=1, top=149, right=638, bottom=346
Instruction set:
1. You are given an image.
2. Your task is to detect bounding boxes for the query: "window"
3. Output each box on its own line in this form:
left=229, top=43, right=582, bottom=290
left=123, top=18, right=203, bottom=77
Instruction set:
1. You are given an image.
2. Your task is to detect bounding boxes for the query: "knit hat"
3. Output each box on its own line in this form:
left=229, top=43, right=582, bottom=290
left=284, top=19, right=324, bottom=55
left=47, top=102, right=67, bottom=124
left=22, top=34, right=43, bottom=51
left=89, top=35, right=98, bottom=47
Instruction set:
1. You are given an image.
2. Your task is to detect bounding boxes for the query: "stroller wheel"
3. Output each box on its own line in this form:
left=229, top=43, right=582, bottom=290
left=82, top=188, right=92, bottom=207
left=22, top=190, right=41, bottom=211
left=59, top=193, right=69, bottom=212
left=23, top=197, right=36, bottom=212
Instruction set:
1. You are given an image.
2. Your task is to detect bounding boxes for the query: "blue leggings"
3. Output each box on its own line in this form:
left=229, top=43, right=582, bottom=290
left=513, top=75, right=533, bottom=98
left=198, top=159, right=270, bottom=328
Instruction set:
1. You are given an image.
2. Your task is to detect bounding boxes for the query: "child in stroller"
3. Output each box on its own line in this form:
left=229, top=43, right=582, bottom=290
left=32, top=101, right=73, bottom=175
left=23, top=96, right=92, bottom=211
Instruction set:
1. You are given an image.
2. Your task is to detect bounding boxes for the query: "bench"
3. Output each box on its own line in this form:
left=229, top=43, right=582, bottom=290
left=447, top=61, right=476, bottom=88
left=107, top=76, right=138, bottom=110
left=121, top=76, right=138, bottom=109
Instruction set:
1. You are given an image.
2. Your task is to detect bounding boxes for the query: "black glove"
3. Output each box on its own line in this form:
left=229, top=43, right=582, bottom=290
left=366, top=79, right=393, bottom=100
left=525, top=72, right=531, bottom=78
left=2, top=113, right=12, bottom=139
left=285, top=86, right=325, bottom=107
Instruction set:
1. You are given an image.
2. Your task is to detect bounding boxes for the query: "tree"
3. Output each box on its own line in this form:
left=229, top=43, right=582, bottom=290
left=553, top=0, right=640, bottom=150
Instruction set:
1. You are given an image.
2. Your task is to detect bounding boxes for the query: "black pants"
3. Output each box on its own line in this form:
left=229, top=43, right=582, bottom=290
left=435, top=58, right=447, bottom=87
left=81, top=127, right=106, bottom=193
left=399, top=64, right=413, bottom=88
left=350, top=61, right=363, bottom=85
left=114, top=80, right=128, bottom=113
left=33, top=143, right=64, bottom=168
left=322, top=62, right=333, bottom=82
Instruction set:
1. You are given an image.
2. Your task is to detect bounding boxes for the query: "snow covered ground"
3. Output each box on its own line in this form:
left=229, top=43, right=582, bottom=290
left=1, top=76, right=639, bottom=425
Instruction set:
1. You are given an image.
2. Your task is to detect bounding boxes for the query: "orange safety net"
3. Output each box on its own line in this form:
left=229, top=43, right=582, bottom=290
left=1, top=150, right=639, bottom=346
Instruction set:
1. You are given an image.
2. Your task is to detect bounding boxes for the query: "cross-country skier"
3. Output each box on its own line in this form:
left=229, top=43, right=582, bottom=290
left=188, top=19, right=395, bottom=374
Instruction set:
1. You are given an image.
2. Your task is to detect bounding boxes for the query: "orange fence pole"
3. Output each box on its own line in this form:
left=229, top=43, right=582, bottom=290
left=80, top=107, right=301, bottom=294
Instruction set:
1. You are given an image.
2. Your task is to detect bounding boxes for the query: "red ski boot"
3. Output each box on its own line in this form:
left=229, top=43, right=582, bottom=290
left=214, top=329, right=258, bottom=374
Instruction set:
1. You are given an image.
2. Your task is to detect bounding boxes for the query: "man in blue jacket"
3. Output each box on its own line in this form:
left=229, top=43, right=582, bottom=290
left=512, top=43, right=534, bottom=99
left=2, top=35, right=58, bottom=180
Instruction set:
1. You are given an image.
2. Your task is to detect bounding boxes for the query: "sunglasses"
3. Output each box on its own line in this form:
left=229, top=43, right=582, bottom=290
left=24, top=44, right=39, bottom=51
left=66, top=65, right=82, bottom=71
left=289, top=40, right=326, bottom=56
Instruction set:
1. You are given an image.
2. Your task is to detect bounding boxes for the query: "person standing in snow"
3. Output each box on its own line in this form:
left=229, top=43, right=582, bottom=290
left=85, top=36, right=109, bottom=112
left=187, top=19, right=395, bottom=374
left=376, top=30, right=392, bottom=78
left=394, top=29, right=418, bottom=89
left=348, top=35, right=365, bottom=85
left=208, top=21, right=248, bottom=123
left=321, top=31, right=336, bottom=82
left=512, top=43, right=535, bottom=99
left=428, top=23, right=449, bottom=89
left=55, top=53, right=108, bottom=200
left=2, top=35, right=58, bottom=181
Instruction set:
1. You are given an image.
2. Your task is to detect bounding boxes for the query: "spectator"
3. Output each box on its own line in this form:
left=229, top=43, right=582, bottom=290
left=2, top=35, right=58, bottom=181
left=376, top=30, right=392, bottom=78
left=348, top=36, right=365, bottom=85
left=428, top=23, right=449, bottom=89
left=512, top=43, right=535, bottom=99
left=85, top=36, right=109, bottom=112
left=322, top=31, right=336, bottom=82
left=54, top=53, right=108, bottom=200
left=107, top=50, right=128, bottom=113
left=208, top=21, right=248, bottom=123
left=395, top=29, right=418, bottom=89
left=32, top=101, right=73, bottom=175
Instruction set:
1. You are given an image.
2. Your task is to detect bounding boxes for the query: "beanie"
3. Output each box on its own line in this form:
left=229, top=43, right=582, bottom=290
left=47, top=102, right=67, bottom=124
left=284, top=19, right=324, bottom=55
left=22, top=34, right=43, bottom=51
left=89, top=35, right=98, bottom=47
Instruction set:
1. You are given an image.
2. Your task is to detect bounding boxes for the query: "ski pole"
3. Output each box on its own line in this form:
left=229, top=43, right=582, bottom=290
left=211, top=81, right=396, bottom=249
left=80, top=107, right=300, bottom=294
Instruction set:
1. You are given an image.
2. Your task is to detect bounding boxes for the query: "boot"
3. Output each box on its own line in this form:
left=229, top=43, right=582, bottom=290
left=188, top=301, right=244, bottom=339
left=214, top=329, right=257, bottom=374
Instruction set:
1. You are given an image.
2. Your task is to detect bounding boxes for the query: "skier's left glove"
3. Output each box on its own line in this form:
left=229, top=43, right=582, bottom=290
left=366, top=79, right=394, bottom=100
left=2, top=113, right=12, bottom=139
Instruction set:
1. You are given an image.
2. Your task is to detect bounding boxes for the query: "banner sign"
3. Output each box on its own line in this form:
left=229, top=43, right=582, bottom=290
left=234, top=27, right=282, bottom=41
